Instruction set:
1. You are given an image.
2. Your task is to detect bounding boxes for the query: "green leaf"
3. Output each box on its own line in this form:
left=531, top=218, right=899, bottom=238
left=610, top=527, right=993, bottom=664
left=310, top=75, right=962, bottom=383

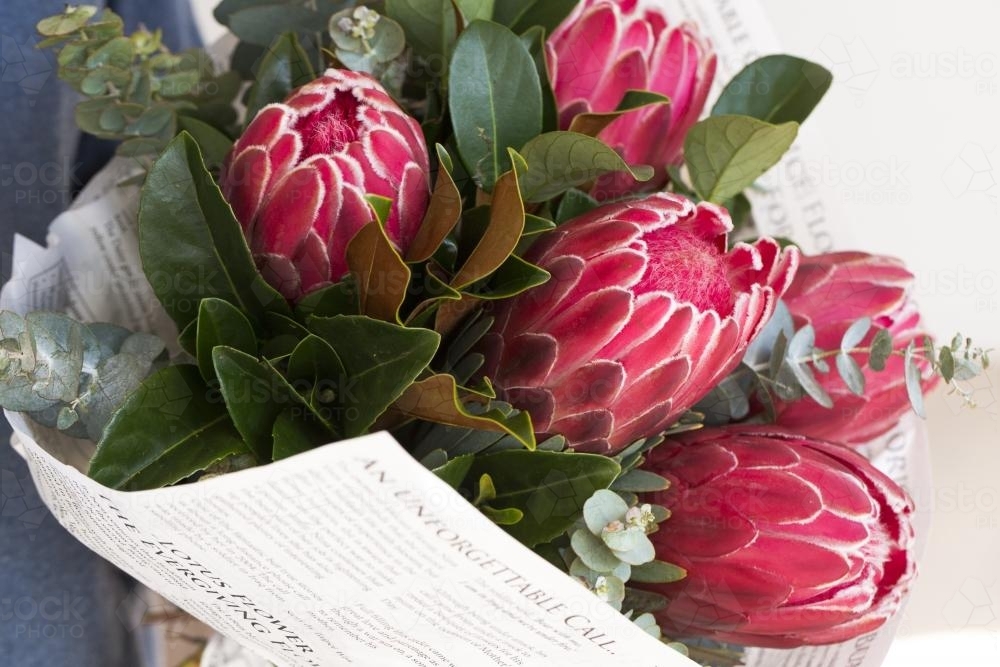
left=176, top=116, right=234, bottom=171
left=272, top=408, right=327, bottom=461
left=492, top=0, right=576, bottom=34
left=89, top=366, right=246, bottom=490
left=939, top=345, right=956, bottom=383
left=569, top=90, right=670, bottom=138
left=308, top=316, right=439, bottom=436
left=286, top=335, right=346, bottom=413
left=713, top=55, right=833, bottom=124
left=841, top=317, right=872, bottom=352
left=685, top=115, right=799, bottom=203
left=449, top=20, right=542, bottom=189
left=519, top=26, right=559, bottom=133
left=471, top=254, right=550, bottom=300
left=869, top=328, right=894, bottom=372
left=519, top=132, right=653, bottom=202
left=481, top=506, right=524, bottom=525
left=455, top=0, right=495, bottom=22
left=630, top=561, right=687, bottom=585
left=196, top=298, right=257, bottom=382
left=213, top=346, right=312, bottom=462
left=905, top=342, right=926, bottom=418
left=611, top=470, right=671, bottom=493
left=468, top=450, right=620, bottom=547
left=555, top=188, right=599, bottom=223
left=244, top=32, right=316, bottom=124
left=836, top=353, right=866, bottom=396
left=139, top=133, right=290, bottom=332
left=386, top=0, right=460, bottom=64
left=433, top=454, right=475, bottom=488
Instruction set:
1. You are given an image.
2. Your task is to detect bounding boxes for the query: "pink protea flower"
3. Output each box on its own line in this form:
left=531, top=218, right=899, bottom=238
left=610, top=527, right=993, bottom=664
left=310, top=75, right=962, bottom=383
left=642, top=426, right=916, bottom=648
left=775, top=252, right=937, bottom=445
left=221, top=68, right=431, bottom=300
left=547, top=0, right=716, bottom=197
left=479, top=193, right=799, bottom=454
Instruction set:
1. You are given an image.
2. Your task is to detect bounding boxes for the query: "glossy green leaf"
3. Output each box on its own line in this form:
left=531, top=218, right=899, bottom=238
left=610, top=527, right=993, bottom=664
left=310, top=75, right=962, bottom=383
left=386, top=0, right=460, bottom=64
left=89, top=365, right=246, bottom=490
left=177, top=116, right=234, bottom=171
left=520, top=132, right=653, bottom=202
left=685, top=115, right=799, bottom=203
left=449, top=20, right=542, bottom=189
left=468, top=450, right=620, bottom=547
left=713, top=55, right=833, bottom=124
left=611, top=469, right=671, bottom=493
left=138, top=133, right=290, bottom=332
left=196, top=298, right=257, bottom=382
left=308, top=315, right=440, bottom=436
left=519, top=25, right=559, bottom=133
left=244, top=32, right=316, bottom=124
left=492, top=0, right=576, bottom=34
left=433, top=454, right=475, bottom=488
left=869, top=328, right=894, bottom=371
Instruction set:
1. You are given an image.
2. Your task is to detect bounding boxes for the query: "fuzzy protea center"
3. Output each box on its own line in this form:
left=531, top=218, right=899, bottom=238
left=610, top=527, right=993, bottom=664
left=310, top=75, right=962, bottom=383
left=295, top=96, right=361, bottom=155
left=639, top=226, right=735, bottom=315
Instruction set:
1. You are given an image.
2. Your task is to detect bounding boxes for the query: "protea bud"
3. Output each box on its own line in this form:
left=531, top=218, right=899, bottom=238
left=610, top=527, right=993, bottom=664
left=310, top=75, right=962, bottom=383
left=479, top=193, right=799, bottom=454
left=776, top=252, right=937, bottom=445
left=547, top=0, right=716, bottom=196
left=642, top=426, right=916, bottom=648
left=221, top=69, right=431, bottom=300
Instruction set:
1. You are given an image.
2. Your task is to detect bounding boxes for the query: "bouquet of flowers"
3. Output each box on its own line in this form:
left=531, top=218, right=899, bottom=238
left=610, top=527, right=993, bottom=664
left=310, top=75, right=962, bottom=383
left=2, top=1, right=991, bottom=665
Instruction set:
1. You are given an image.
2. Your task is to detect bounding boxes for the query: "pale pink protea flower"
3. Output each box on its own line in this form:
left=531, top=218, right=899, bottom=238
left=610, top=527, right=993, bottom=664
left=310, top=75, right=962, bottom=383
left=221, top=69, right=431, bottom=300
left=479, top=193, right=799, bottom=454
left=547, top=0, right=717, bottom=197
left=642, top=426, right=916, bottom=648
left=776, top=252, right=938, bottom=445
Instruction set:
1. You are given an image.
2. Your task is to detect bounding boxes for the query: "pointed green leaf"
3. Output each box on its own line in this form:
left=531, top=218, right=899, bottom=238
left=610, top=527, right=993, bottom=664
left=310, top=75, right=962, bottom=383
left=449, top=20, right=542, bottom=189
left=713, top=55, right=833, bottom=124
left=89, top=365, right=246, bottom=490
left=244, top=31, right=316, bottom=124
left=196, top=298, right=257, bottom=382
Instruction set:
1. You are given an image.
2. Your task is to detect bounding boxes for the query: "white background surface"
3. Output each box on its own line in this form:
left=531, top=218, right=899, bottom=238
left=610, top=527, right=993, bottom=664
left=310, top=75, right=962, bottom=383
left=191, top=1, right=1000, bottom=663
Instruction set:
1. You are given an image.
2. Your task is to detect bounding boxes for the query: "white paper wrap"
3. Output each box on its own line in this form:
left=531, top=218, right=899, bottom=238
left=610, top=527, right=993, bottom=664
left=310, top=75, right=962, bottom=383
left=1, top=3, right=933, bottom=666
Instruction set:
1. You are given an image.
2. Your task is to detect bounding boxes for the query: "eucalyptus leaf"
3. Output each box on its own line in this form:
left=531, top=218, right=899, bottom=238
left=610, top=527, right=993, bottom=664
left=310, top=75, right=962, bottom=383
left=841, top=317, right=872, bottom=352
left=787, top=326, right=833, bottom=408
left=630, top=561, right=687, bottom=584
left=905, top=342, right=927, bottom=418
left=583, top=489, right=629, bottom=536
left=571, top=528, right=621, bottom=573
left=836, top=353, right=866, bottom=396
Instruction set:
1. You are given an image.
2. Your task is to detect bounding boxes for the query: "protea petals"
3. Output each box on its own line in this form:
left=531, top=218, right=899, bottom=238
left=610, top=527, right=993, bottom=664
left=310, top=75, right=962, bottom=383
left=547, top=0, right=717, bottom=197
left=775, top=252, right=938, bottom=445
left=642, top=426, right=916, bottom=648
left=221, top=68, right=431, bottom=300
left=479, top=193, right=799, bottom=454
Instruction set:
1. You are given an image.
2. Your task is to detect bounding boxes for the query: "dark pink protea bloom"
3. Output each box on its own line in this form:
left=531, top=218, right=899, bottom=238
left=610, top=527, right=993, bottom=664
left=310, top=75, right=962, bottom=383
left=547, top=0, right=716, bottom=197
left=776, top=252, right=937, bottom=445
left=479, top=193, right=799, bottom=454
left=221, top=69, right=431, bottom=300
left=643, top=426, right=916, bottom=648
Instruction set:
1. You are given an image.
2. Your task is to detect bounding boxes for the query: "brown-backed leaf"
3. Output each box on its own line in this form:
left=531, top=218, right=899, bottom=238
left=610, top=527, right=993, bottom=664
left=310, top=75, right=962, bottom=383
left=347, top=220, right=411, bottom=323
left=568, top=90, right=670, bottom=138
left=394, top=374, right=535, bottom=449
left=451, top=150, right=525, bottom=289
left=434, top=294, right=482, bottom=337
left=407, top=145, right=463, bottom=262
